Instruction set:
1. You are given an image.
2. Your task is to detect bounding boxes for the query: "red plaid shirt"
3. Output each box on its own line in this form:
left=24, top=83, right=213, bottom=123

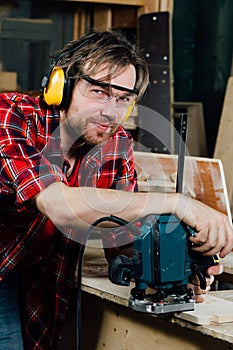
left=0, top=93, right=137, bottom=349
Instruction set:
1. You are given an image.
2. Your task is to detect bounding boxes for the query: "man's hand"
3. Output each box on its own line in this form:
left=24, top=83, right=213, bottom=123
left=174, top=194, right=233, bottom=258
left=187, top=263, right=223, bottom=303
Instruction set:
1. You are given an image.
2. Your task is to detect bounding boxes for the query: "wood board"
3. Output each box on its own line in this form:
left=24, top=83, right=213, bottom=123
left=173, top=102, right=207, bottom=156
left=175, top=293, right=233, bottom=325
left=82, top=276, right=233, bottom=326
left=134, top=151, right=232, bottom=220
left=214, top=76, right=233, bottom=215
left=81, top=245, right=233, bottom=326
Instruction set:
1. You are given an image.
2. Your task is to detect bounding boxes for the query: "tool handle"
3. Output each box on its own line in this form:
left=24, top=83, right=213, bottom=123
left=189, top=254, right=219, bottom=290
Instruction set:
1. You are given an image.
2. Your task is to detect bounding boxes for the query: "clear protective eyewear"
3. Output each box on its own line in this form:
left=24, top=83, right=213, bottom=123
left=80, top=75, right=138, bottom=108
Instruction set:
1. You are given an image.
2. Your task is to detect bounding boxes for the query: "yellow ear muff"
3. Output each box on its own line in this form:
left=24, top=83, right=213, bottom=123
left=122, top=101, right=136, bottom=123
left=43, top=67, right=65, bottom=106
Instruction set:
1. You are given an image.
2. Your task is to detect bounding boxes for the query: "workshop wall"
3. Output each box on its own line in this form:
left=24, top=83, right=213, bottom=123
left=0, top=0, right=74, bottom=91
left=173, top=0, right=233, bottom=156
left=1, top=0, right=233, bottom=157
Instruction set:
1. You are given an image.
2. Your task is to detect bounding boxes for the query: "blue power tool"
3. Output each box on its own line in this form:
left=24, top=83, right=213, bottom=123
left=108, top=114, right=219, bottom=314
left=108, top=213, right=218, bottom=314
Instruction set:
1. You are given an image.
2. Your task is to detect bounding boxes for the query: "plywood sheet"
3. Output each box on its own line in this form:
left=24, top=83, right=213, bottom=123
left=134, top=151, right=231, bottom=220
left=82, top=276, right=233, bottom=326
left=175, top=294, right=233, bottom=325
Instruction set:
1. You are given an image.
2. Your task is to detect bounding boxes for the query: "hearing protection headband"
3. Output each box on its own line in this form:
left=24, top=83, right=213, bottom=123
left=40, top=35, right=102, bottom=108
left=41, top=37, right=98, bottom=93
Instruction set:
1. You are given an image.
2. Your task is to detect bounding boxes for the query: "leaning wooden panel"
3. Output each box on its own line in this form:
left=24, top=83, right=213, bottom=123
left=134, top=151, right=231, bottom=220
left=173, top=102, right=207, bottom=157
left=214, top=76, right=233, bottom=214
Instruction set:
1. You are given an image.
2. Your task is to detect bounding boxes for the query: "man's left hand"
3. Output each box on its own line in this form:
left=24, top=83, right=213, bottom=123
left=187, top=263, right=223, bottom=303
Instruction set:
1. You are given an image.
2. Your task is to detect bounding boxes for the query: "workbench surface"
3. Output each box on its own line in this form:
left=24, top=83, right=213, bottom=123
left=221, top=252, right=233, bottom=275
left=82, top=276, right=233, bottom=344
left=80, top=245, right=233, bottom=349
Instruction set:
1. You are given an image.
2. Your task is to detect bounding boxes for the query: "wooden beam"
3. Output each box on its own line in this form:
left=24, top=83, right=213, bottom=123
left=112, top=5, right=138, bottom=28
left=160, top=0, right=174, bottom=13
left=140, top=0, right=160, bottom=13
left=56, top=0, right=145, bottom=5
left=138, top=0, right=174, bottom=15
left=93, top=5, right=112, bottom=30
left=173, top=102, right=207, bottom=157
left=73, top=4, right=87, bottom=39
left=214, top=76, right=233, bottom=215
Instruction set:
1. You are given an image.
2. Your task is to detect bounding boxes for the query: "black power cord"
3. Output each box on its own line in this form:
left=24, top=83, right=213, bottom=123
left=76, top=214, right=140, bottom=350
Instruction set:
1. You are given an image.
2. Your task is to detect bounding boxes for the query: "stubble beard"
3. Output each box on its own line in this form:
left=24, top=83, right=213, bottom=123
left=65, top=119, right=119, bottom=156
left=64, top=106, right=120, bottom=151
left=82, top=124, right=119, bottom=145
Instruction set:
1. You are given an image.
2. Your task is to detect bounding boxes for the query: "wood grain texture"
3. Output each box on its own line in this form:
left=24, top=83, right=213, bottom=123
left=175, top=293, right=233, bottom=325
left=134, top=151, right=231, bottom=220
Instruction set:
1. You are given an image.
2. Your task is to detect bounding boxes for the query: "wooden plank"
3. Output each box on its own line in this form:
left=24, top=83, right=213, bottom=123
left=176, top=294, right=233, bottom=325
left=0, top=72, right=17, bottom=91
left=231, top=53, right=233, bottom=76
left=138, top=0, right=174, bottom=15
left=73, top=5, right=87, bottom=39
left=138, top=0, right=160, bottom=14
left=160, top=0, right=174, bottom=13
left=134, top=151, right=232, bottom=220
left=214, top=76, right=233, bottom=215
left=81, top=291, right=233, bottom=349
left=81, top=234, right=233, bottom=328
left=56, top=0, right=145, bottom=5
left=112, top=5, right=138, bottom=28
left=93, top=4, right=112, bottom=30
left=173, top=102, right=207, bottom=157
left=220, top=252, right=233, bottom=275
left=82, top=276, right=233, bottom=330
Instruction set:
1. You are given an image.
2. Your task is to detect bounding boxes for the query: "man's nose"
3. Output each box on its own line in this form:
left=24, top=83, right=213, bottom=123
left=100, top=101, right=123, bottom=121
left=105, top=95, right=118, bottom=104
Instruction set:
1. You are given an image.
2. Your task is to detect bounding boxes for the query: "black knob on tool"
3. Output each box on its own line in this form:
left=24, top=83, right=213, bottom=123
left=108, top=255, right=133, bottom=286
left=190, top=261, right=207, bottom=290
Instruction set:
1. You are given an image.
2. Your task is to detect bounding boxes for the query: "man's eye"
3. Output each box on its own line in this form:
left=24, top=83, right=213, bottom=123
left=119, top=96, right=130, bottom=103
left=92, top=89, right=108, bottom=97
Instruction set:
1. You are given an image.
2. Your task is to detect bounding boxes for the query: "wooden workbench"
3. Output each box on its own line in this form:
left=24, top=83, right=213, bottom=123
left=81, top=275, right=233, bottom=350
left=78, top=243, right=233, bottom=350
left=69, top=151, right=233, bottom=350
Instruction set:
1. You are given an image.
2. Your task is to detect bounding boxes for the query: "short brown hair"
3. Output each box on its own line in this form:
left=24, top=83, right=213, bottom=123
left=53, top=30, right=149, bottom=100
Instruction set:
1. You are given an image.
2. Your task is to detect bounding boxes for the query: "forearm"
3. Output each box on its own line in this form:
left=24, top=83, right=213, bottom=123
left=34, top=182, right=233, bottom=257
left=34, top=182, right=176, bottom=229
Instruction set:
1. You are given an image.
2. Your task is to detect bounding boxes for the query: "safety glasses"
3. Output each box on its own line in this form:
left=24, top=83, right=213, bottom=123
left=80, top=75, right=138, bottom=108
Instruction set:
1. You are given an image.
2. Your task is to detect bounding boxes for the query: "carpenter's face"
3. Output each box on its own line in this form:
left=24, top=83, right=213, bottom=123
left=62, top=64, right=137, bottom=145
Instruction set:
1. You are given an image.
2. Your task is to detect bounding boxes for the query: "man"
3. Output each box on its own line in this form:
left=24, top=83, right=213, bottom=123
left=0, top=30, right=232, bottom=350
